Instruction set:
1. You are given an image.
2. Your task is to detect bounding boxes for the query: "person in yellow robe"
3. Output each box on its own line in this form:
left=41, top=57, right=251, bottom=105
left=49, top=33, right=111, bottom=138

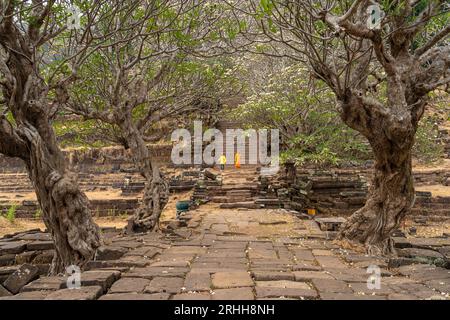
left=218, top=155, right=226, bottom=171
left=234, top=152, right=241, bottom=169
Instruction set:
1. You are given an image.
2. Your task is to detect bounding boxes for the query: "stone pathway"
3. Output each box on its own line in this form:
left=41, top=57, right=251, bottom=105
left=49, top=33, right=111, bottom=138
left=1, top=204, right=449, bottom=300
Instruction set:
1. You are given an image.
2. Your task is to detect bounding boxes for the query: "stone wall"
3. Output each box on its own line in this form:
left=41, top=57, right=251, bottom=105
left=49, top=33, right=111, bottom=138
left=260, top=166, right=450, bottom=220
left=0, top=144, right=174, bottom=174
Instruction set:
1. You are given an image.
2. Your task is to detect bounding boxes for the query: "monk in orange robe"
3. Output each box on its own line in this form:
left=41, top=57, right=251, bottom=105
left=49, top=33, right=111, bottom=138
left=234, top=152, right=241, bottom=169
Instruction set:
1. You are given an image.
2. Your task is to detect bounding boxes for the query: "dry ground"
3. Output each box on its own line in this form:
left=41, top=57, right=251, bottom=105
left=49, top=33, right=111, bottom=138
left=0, top=190, right=193, bottom=237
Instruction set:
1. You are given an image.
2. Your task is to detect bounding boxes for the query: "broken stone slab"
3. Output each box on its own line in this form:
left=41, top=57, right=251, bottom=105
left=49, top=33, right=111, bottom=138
left=14, top=232, right=51, bottom=241
left=26, top=240, right=54, bottom=251
left=0, top=241, right=28, bottom=255
left=0, top=266, right=18, bottom=277
left=45, top=285, right=103, bottom=300
left=399, top=248, right=444, bottom=259
left=171, top=229, right=192, bottom=239
left=204, top=170, right=218, bottom=180
left=15, top=251, right=38, bottom=265
left=0, top=254, right=16, bottom=267
left=408, top=238, right=450, bottom=250
left=61, top=270, right=120, bottom=292
left=398, top=248, right=447, bottom=267
left=3, top=264, right=40, bottom=294
left=95, top=246, right=128, bottom=261
left=32, top=250, right=54, bottom=264
left=0, top=284, right=12, bottom=297
left=36, top=264, right=50, bottom=277
left=4, top=229, right=41, bottom=239
left=20, top=276, right=65, bottom=292
left=314, top=217, right=346, bottom=231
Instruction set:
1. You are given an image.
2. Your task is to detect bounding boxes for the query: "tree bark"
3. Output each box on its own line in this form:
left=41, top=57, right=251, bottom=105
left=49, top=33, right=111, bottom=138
left=13, top=121, right=101, bottom=274
left=120, top=117, right=169, bottom=233
left=339, top=149, right=415, bottom=255
left=0, top=19, right=101, bottom=273
left=338, top=96, right=417, bottom=254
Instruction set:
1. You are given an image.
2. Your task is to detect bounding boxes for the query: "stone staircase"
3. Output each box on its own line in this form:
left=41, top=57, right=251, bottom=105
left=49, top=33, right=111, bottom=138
left=191, top=166, right=286, bottom=210
left=216, top=169, right=260, bottom=209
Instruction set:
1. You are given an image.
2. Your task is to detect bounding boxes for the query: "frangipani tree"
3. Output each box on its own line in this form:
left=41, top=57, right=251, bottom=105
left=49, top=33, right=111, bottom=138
left=0, top=0, right=168, bottom=273
left=67, top=0, right=240, bottom=232
left=225, top=0, right=450, bottom=254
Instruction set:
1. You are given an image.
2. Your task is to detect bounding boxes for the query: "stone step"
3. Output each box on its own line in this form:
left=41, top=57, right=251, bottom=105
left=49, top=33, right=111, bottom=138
left=210, top=196, right=256, bottom=203
left=254, top=198, right=283, bottom=205
left=220, top=202, right=262, bottom=209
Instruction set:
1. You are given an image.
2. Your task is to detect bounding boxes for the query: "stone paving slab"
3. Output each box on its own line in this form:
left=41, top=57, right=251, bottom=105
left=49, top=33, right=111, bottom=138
left=252, top=271, right=295, bottom=281
left=311, top=279, right=353, bottom=293
left=61, top=270, right=120, bottom=292
left=0, top=290, right=50, bottom=300
left=212, top=271, right=254, bottom=289
left=21, top=276, right=65, bottom=292
left=144, top=277, right=184, bottom=294
left=3, top=264, right=40, bottom=294
left=212, top=287, right=254, bottom=300
left=173, top=292, right=211, bottom=300
left=99, top=293, right=170, bottom=300
left=2, top=203, right=449, bottom=300
left=294, top=271, right=334, bottom=281
left=45, top=286, right=103, bottom=300
left=320, top=292, right=387, bottom=300
left=109, top=277, right=150, bottom=293
left=123, top=266, right=188, bottom=279
left=184, top=271, right=211, bottom=291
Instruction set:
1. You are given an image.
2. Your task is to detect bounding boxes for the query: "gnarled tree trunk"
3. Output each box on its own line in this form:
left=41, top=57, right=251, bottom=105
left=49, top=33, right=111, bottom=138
left=0, top=17, right=100, bottom=274
left=338, top=91, right=418, bottom=255
left=120, top=117, right=169, bottom=233
left=21, top=123, right=101, bottom=274
left=339, top=144, right=415, bottom=255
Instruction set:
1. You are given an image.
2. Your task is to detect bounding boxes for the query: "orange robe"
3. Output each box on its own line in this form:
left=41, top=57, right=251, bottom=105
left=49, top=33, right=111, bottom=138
left=234, top=153, right=241, bottom=168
